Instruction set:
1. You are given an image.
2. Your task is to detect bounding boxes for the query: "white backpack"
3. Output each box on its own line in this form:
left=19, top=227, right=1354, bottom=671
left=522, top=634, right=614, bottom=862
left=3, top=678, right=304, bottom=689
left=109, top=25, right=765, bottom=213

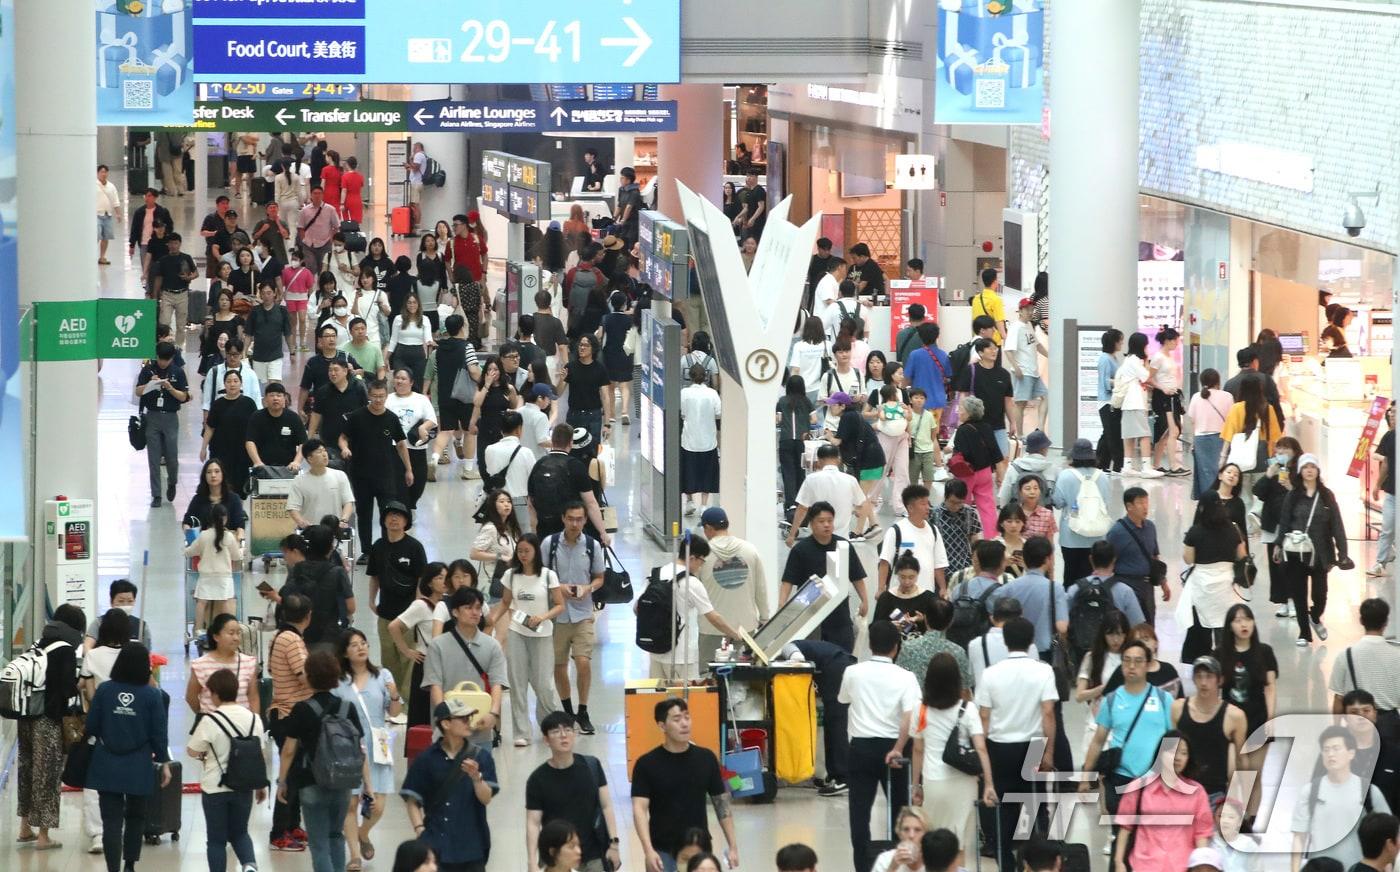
left=0, top=639, right=69, bottom=720
left=1067, top=470, right=1111, bottom=538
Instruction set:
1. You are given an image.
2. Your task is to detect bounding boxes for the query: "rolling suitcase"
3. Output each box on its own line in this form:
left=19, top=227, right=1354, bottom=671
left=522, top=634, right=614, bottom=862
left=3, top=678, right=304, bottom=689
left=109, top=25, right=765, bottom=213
left=143, top=759, right=183, bottom=844
left=127, top=168, right=150, bottom=196
left=391, top=206, right=412, bottom=236
left=187, top=288, right=208, bottom=324
left=250, top=177, right=271, bottom=206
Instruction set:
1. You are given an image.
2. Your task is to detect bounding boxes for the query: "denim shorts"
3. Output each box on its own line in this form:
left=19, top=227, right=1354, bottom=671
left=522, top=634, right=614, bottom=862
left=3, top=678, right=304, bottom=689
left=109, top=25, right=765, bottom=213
left=1013, top=373, right=1049, bottom=402
left=98, top=214, right=115, bottom=241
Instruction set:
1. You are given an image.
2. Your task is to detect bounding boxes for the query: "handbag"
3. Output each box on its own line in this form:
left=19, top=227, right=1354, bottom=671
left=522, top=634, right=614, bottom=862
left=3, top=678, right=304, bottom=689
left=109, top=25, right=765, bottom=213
left=128, top=414, right=147, bottom=451
left=450, top=366, right=476, bottom=404
left=928, top=701, right=982, bottom=777
left=622, top=325, right=638, bottom=356
left=1282, top=493, right=1320, bottom=565
left=595, top=545, right=634, bottom=606
left=1232, top=522, right=1257, bottom=589
left=1047, top=576, right=1071, bottom=701
left=61, top=734, right=96, bottom=789
left=1117, top=518, right=1168, bottom=586
left=1095, top=689, right=1152, bottom=776
left=61, top=709, right=86, bottom=750
left=351, top=680, right=395, bottom=765
left=947, top=451, right=975, bottom=479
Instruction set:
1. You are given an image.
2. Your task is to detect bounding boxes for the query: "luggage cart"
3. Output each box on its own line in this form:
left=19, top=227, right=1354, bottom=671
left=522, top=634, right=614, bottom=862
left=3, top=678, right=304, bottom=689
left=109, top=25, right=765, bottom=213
left=184, top=554, right=246, bottom=656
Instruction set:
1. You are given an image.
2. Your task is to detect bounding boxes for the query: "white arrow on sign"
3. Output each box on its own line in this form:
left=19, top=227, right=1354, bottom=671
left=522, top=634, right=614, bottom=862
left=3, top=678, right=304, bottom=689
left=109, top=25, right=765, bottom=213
left=600, top=16, right=652, bottom=68
left=550, top=107, right=568, bottom=125
left=414, top=108, right=433, bottom=126
left=275, top=108, right=294, bottom=126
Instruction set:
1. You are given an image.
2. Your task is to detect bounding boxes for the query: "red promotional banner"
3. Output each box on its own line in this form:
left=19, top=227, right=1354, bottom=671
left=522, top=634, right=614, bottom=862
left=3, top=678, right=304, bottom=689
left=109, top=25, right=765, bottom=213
left=1348, top=395, right=1390, bottom=478
left=889, top=280, right=941, bottom=348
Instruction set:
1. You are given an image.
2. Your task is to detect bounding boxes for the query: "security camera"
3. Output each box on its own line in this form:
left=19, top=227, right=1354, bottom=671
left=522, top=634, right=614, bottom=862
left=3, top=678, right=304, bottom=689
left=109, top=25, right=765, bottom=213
left=1344, top=187, right=1380, bottom=238
left=1343, top=200, right=1366, bottom=237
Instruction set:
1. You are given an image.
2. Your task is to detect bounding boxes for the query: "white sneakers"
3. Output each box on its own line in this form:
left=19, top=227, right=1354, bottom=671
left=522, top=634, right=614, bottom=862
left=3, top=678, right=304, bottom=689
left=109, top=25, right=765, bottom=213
left=1368, top=562, right=1391, bottom=578
left=89, top=835, right=104, bottom=854
left=1275, top=603, right=1295, bottom=618
left=1139, top=466, right=1165, bottom=479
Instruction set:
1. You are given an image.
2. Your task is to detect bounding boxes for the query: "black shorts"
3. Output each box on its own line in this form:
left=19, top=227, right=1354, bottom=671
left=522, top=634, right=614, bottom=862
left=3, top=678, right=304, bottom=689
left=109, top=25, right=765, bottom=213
left=235, top=155, right=256, bottom=173
left=440, top=399, right=472, bottom=431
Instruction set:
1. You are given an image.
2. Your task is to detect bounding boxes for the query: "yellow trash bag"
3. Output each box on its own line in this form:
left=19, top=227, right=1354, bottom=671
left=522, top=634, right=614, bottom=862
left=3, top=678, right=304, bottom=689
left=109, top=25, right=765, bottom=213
left=772, top=672, right=816, bottom=784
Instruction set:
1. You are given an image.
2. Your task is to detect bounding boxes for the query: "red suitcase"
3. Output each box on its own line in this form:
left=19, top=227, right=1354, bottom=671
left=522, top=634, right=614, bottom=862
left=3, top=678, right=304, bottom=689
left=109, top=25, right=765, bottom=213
left=391, top=206, right=412, bottom=236
left=406, top=724, right=433, bottom=761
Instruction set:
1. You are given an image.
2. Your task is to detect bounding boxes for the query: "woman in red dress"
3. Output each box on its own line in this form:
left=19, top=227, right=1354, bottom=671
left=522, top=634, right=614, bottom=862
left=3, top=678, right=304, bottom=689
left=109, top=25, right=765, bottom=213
left=319, top=150, right=343, bottom=216
left=340, top=156, right=365, bottom=224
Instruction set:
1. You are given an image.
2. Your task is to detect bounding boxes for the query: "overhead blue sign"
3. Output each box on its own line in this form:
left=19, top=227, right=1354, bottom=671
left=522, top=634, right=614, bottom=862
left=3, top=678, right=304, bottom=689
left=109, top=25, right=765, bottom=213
left=405, top=100, right=677, bottom=133
left=204, top=82, right=360, bottom=101
left=192, top=0, right=681, bottom=85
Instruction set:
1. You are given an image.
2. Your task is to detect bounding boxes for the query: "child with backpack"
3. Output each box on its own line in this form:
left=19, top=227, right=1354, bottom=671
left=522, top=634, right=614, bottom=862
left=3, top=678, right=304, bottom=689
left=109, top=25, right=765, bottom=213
left=635, top=537, right=741, bottom=680
left=187, top=667, right=268, bottom=872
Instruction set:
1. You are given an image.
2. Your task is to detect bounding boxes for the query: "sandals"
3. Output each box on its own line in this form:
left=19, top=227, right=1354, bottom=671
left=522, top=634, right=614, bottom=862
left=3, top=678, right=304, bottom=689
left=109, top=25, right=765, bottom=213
left=359, top=837, right=375, bottom=860
left=346, top=860, right=363, bottom=871
left=437, top=450, right=451, bottom=465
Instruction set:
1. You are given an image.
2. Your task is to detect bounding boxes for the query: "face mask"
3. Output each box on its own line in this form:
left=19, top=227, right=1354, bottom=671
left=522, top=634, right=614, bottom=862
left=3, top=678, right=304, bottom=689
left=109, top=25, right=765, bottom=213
left=333, top=306, right=349, bottom=317
left=1276, top=452, right=1292, bottom=464
left=116, top=604, right=135, bottom=615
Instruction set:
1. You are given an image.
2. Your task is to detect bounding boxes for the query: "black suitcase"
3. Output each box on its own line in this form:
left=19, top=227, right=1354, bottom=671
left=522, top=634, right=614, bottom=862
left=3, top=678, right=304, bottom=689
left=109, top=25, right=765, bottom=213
left=127, top=168, right=150, bottom=196
left=250, top=177, right=271, bottom=206
left=187, top=288, right=208, bottom=325
left=143, top=759, right=183, bottom=844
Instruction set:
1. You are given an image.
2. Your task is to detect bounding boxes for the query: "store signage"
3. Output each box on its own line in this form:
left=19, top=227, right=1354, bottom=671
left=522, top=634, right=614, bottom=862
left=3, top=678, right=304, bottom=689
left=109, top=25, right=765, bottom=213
left=1195, top=142, right=1315, bottom=193
left=193, top=99, right=676, bottom=132
left=96, top=0, right=196, bottom=127
left=1076, top=324, right=1112, bottom=444
left=888, top=280, right=942, bottom=348
left=1349, top=395, right=1391, bottom=479
left=203, top=82, right=360, bottom=101
left=934, top=2, right=1045, bottom=125
left=894, top=155, right=936, bottom=191
left=481, top=152, right=552, bottom=222
left=192, top=0, right=681, bottom=85
left=34, top=299, right=156, bottom=362
left=639, top=211, right=690, bottom=301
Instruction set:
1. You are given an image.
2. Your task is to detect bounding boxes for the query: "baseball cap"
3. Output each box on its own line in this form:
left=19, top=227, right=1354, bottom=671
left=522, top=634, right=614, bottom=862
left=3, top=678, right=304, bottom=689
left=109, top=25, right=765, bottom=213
left=1019, top=297, right=1035, bottom=310
left=700, top=507, right=729, bottom=529
left=825, top=392, right=853, bottom=406
left=1191, top=655, right=1222, bottom=676
left=1186, top=847, right=1222, bottom=870
left=433, top=699, right=477, bottom=725
left=531, top=383, right=557, bottom=401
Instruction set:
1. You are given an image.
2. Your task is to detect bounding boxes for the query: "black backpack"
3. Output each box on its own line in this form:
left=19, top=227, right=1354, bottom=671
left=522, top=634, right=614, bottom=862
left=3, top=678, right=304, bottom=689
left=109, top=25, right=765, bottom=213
left=424, top=157, right=446, bottom=187
left=528, top=452, right=576, bottom=523
left=208, top=710, right=269, bottom=792
left=833, top=299, right=865, bottom=338
left=947, top=583, right=997, bottom=649
left=635, top=567, right=683, bottom=654
left=947, top=341, right=975, bottom=387
left=1068, top=577, right=1117, bottom=661
left=482, top=445, right=523, bottom=493
left=284, top=560, right=347, bottom=646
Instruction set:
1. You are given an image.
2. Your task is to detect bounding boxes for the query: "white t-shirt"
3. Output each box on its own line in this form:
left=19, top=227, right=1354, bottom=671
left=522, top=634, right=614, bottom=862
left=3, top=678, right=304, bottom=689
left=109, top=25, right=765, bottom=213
left=1010, top=321, right=1039, bottom=376
left=519, top=404, right=552, bottom=456
left=878, top=519, right=949, bottom=592
left=286, top=467, right=354, bottom=524
left=187, top=703, right=265, bottom=794
left=473, top=525, right=516, bottom=585
left=484, top=435, right=537, bottom=497
left=385, top=392, right=437, bottom=451
left=787, top=341, right=827, bottom=390
left=646, top=564, right=716, bottom=666
left=820, top=368, right=865, bottom=431
left=823, top=298, right=867, bottom=341
left=1151, top=351, right=1181, bottom=394
left=838, top=656, right=922, bottom=739
left=974, top=652, right=1059, bottom=742
left=812, top=274, right=840, bottom=321
left=795, top=466, right=868, bottom=535
left=1116, top=355, right=1150, bottom=411
left=81, top=645, right=122, bottom=685
left=394, top=597, right=440, bottom=655
left=912, top=700, right=984, bottom=782
left=1291, top=773, right=1391, bottom=867
left=501, top=568, right=561, bottom=637
left=680, top=384, right=722, bottom=452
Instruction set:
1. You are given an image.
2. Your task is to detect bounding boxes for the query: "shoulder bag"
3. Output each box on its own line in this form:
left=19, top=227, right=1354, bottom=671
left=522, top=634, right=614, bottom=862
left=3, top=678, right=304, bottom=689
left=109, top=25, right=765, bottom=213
left=580, top=754, right=616, bottom=870
left=930, top=700, right=983, bottom=777
left=1282, top=493, right=1320, bottom=565
left=1232, top=522, right=1257, bottom=590
left=1095, top=689, right=1152, bottom=776
left=1117, top=518, right=1167, bottom=586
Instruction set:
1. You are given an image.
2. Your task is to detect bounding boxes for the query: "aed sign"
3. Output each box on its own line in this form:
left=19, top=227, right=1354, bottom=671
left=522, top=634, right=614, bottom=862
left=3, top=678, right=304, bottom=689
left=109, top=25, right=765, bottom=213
left=34, top=299, right=156, bottom=361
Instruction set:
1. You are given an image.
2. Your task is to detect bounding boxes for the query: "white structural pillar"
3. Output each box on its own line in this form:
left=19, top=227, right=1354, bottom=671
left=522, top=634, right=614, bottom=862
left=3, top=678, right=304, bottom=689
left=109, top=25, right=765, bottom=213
left=412, top=85, right=471, bottom=230
left=17, top=0, right=100, bottom=617
left=1047, top=0, right=1141, bottom=449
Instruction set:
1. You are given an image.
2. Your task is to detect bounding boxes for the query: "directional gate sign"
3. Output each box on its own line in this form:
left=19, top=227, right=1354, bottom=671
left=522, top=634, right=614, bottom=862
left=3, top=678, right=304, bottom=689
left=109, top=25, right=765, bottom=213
left=192, top=0, right=681, bottom=85
left=193, top=100, right=678, bottom=133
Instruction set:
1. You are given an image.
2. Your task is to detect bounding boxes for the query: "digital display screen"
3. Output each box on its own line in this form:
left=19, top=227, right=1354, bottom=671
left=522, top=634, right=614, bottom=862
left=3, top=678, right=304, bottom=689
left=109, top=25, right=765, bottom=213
left=481, top=180, right=509, bottom=214
left=591, top=83, right=636, bottom=101
left=1279, top=333, right=1307, bottom=354
left=482, top=151, right=509, bottom=183
left=551, top=84, right=587, bottom=101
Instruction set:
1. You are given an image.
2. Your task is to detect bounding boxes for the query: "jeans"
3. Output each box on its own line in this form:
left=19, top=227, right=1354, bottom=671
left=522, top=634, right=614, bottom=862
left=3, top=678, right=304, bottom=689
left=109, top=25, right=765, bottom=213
left=992, top=428, right=1010, bottom=460
left=1192, top=433, right=1224, bottom=500
left=1284, top=553, right=1329, bottom=641
left=1097, top=404, right=1124, bottom=471
left=567, top=407, right=603, bottom=448
left=1380, top=494, right=1396, bottom=565
left=202, top=791, right=256, bottom=872
left=145, top=410, right=180, bottom=500
left=300, top=784, right=352, bottom=872
left=98, top=792, right=146, bottom=872
left=778, top=439, right=806, bottom=508
left=848, top=736, right=908, bottom=872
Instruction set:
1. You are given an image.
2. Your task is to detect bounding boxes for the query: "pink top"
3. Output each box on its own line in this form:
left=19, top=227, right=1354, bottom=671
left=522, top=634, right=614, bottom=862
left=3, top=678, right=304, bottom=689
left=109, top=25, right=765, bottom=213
left=1024, top=504, right=1057, bottom=540
left=281, top=265, right=315, bottom=302
left=1115, top=776, right=1213, bottom=872
left=1186, top=389, right=1234, bottom=436
left=189, top=650, right=258, bottom=714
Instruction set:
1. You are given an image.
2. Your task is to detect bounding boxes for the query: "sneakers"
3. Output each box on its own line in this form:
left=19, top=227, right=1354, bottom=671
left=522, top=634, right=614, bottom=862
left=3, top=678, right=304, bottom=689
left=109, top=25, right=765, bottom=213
left=166, top=482, right=176, bottom=501
left=1121, top=463, right=1139, bottom=478
left=386, top=712, right=407, bottom=726
left=355, top=553, right=369, bottom=566
left=150, top=497, right=161, bottom=508
left=1312, top=619, right=1328, bottom=641
left=271, top=836, right=307, bottom=852
left=1169, top=467, right=1189, bottom=477
left=513, top=737, right=530, bottom=747
left=621, top=415, right=631, bottom=425
left=1369, top=562, right=1390, bottom=577
left=89, top=835, right=104, bottom=854
left=932, top=467, right=949, bottom=483
left=576, top=710, right=596, bottom=735
left=1102, top=842, right=1113, bottom=856
left=1275, top=603, right=1293, bottom=618
left=463, top=465, right=481, bottom=480
left=817, top=780, right=848, bottom=796
left=291, top=829, right=309, bottom=843
left=426, top=463, right=437, bottom=482
left=1139, top=466, right=1165, bottom=479
left=860, top=524, right=883, bottom=541
left=1296, top=636, right=1310, bottom=648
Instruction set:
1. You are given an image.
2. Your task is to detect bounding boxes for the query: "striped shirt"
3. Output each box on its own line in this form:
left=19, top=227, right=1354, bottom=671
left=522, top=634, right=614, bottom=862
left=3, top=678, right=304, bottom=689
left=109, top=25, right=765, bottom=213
left=1328, top=635, right=1400, bottom=711
left=269, top=627, right=311, bottom=717
left=190, top=651, right=259, bottom=714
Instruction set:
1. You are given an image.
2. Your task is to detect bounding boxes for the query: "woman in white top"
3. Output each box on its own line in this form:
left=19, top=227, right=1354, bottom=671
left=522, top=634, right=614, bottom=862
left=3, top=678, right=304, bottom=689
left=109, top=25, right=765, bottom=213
left=186, top=667, right=266, bottom=872
left=487, top=534, right=564, bottom=746
left=909, top=653, right=996, bottom=854
left=267, top=157, right=309, bottom=236
left=388, top=562, right=448, bottom=728
left=788, top=316, right=829, bottom=405
left=819, top=338, right=865, bottom=432
left=334, top=627, right=401, bottom=868
left=471, top=490, right=521, bottom=612
left=326, top=237, right=361, bottom=296
left=349, top=268, right=389, bottom=348
left=1074, top=610, right=1128, bottom=755
left=388, top=292, right=433, bottom=392
left=385, top=367, right=438, bottom=511
left=185, top=613, right=261, bottom=716
left=1184, top=368, right=1235, bottom=500
left=1149, top=327, right=1186, bottom=476
left=183, top=503, right=244, bottom=643
left=1114, top=331, right=1161, bottom=478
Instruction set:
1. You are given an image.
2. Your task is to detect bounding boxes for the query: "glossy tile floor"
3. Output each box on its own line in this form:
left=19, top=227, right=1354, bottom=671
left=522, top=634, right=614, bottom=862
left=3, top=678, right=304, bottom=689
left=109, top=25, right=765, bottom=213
left=1, top=181, right=1391, bottom=871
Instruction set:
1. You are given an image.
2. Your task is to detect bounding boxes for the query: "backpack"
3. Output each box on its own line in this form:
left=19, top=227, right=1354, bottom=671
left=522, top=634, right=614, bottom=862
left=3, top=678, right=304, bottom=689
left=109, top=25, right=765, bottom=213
left=0, top=639, right=69, bottom=720
left=482, top=445, right=523, bottom=493
left=834, top=299, right=865, bottom=338
left=1066, top=470, right=1111, bottom=538
left=285, top=561, right=347, bottom=646
left=528, top=452, right=576, bottom=523
left=209, top=710, right=269, bottom=792
left=547, top=532, right=597, bottom=575
left=947, top=583, right=997, bottom=649
left=635, top=568, right=684, bottom=654
left=424, top=157, right=446, bottom=187
left=1068, top=577, right=1117, bottom=659
left=948, top=341, right=974, bottom=386
left=306, top=697, right=365, bottom=790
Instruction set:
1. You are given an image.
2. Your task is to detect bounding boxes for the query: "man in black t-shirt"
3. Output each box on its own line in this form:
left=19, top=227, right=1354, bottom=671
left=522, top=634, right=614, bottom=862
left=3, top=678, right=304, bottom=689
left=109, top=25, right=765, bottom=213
left=734, top=172, right=767, bottom=241
left=527, top=711, right=621, bottom=871
left=528, top=424, right=610, bottom=542
left=135, top=341, right=190, bottom=506
left=780, top=501, right=869, bottom=653
left=806, top=237, right=842, bottom=299
left=631, top=698, right=738, bottom=871
left=848, top=243, right=886, bottom=299
left=1371, top=403, right=1397, bottom=577
left=367, top=502, right=426, bottom=694
left=309, top=358, right=367, bottom=459
left=299, top=324, right=351, bottom=414
left=245, top=383, right=308, bottom=471
left=616, top=167, right=643, bottom=248
left=953, top=337, right=1016, bottom=467
left=210, top=208, right=242, bottom=267
left=151, top=233, right=198, bottom=334
left=339, top=379, right=412, bottom=555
